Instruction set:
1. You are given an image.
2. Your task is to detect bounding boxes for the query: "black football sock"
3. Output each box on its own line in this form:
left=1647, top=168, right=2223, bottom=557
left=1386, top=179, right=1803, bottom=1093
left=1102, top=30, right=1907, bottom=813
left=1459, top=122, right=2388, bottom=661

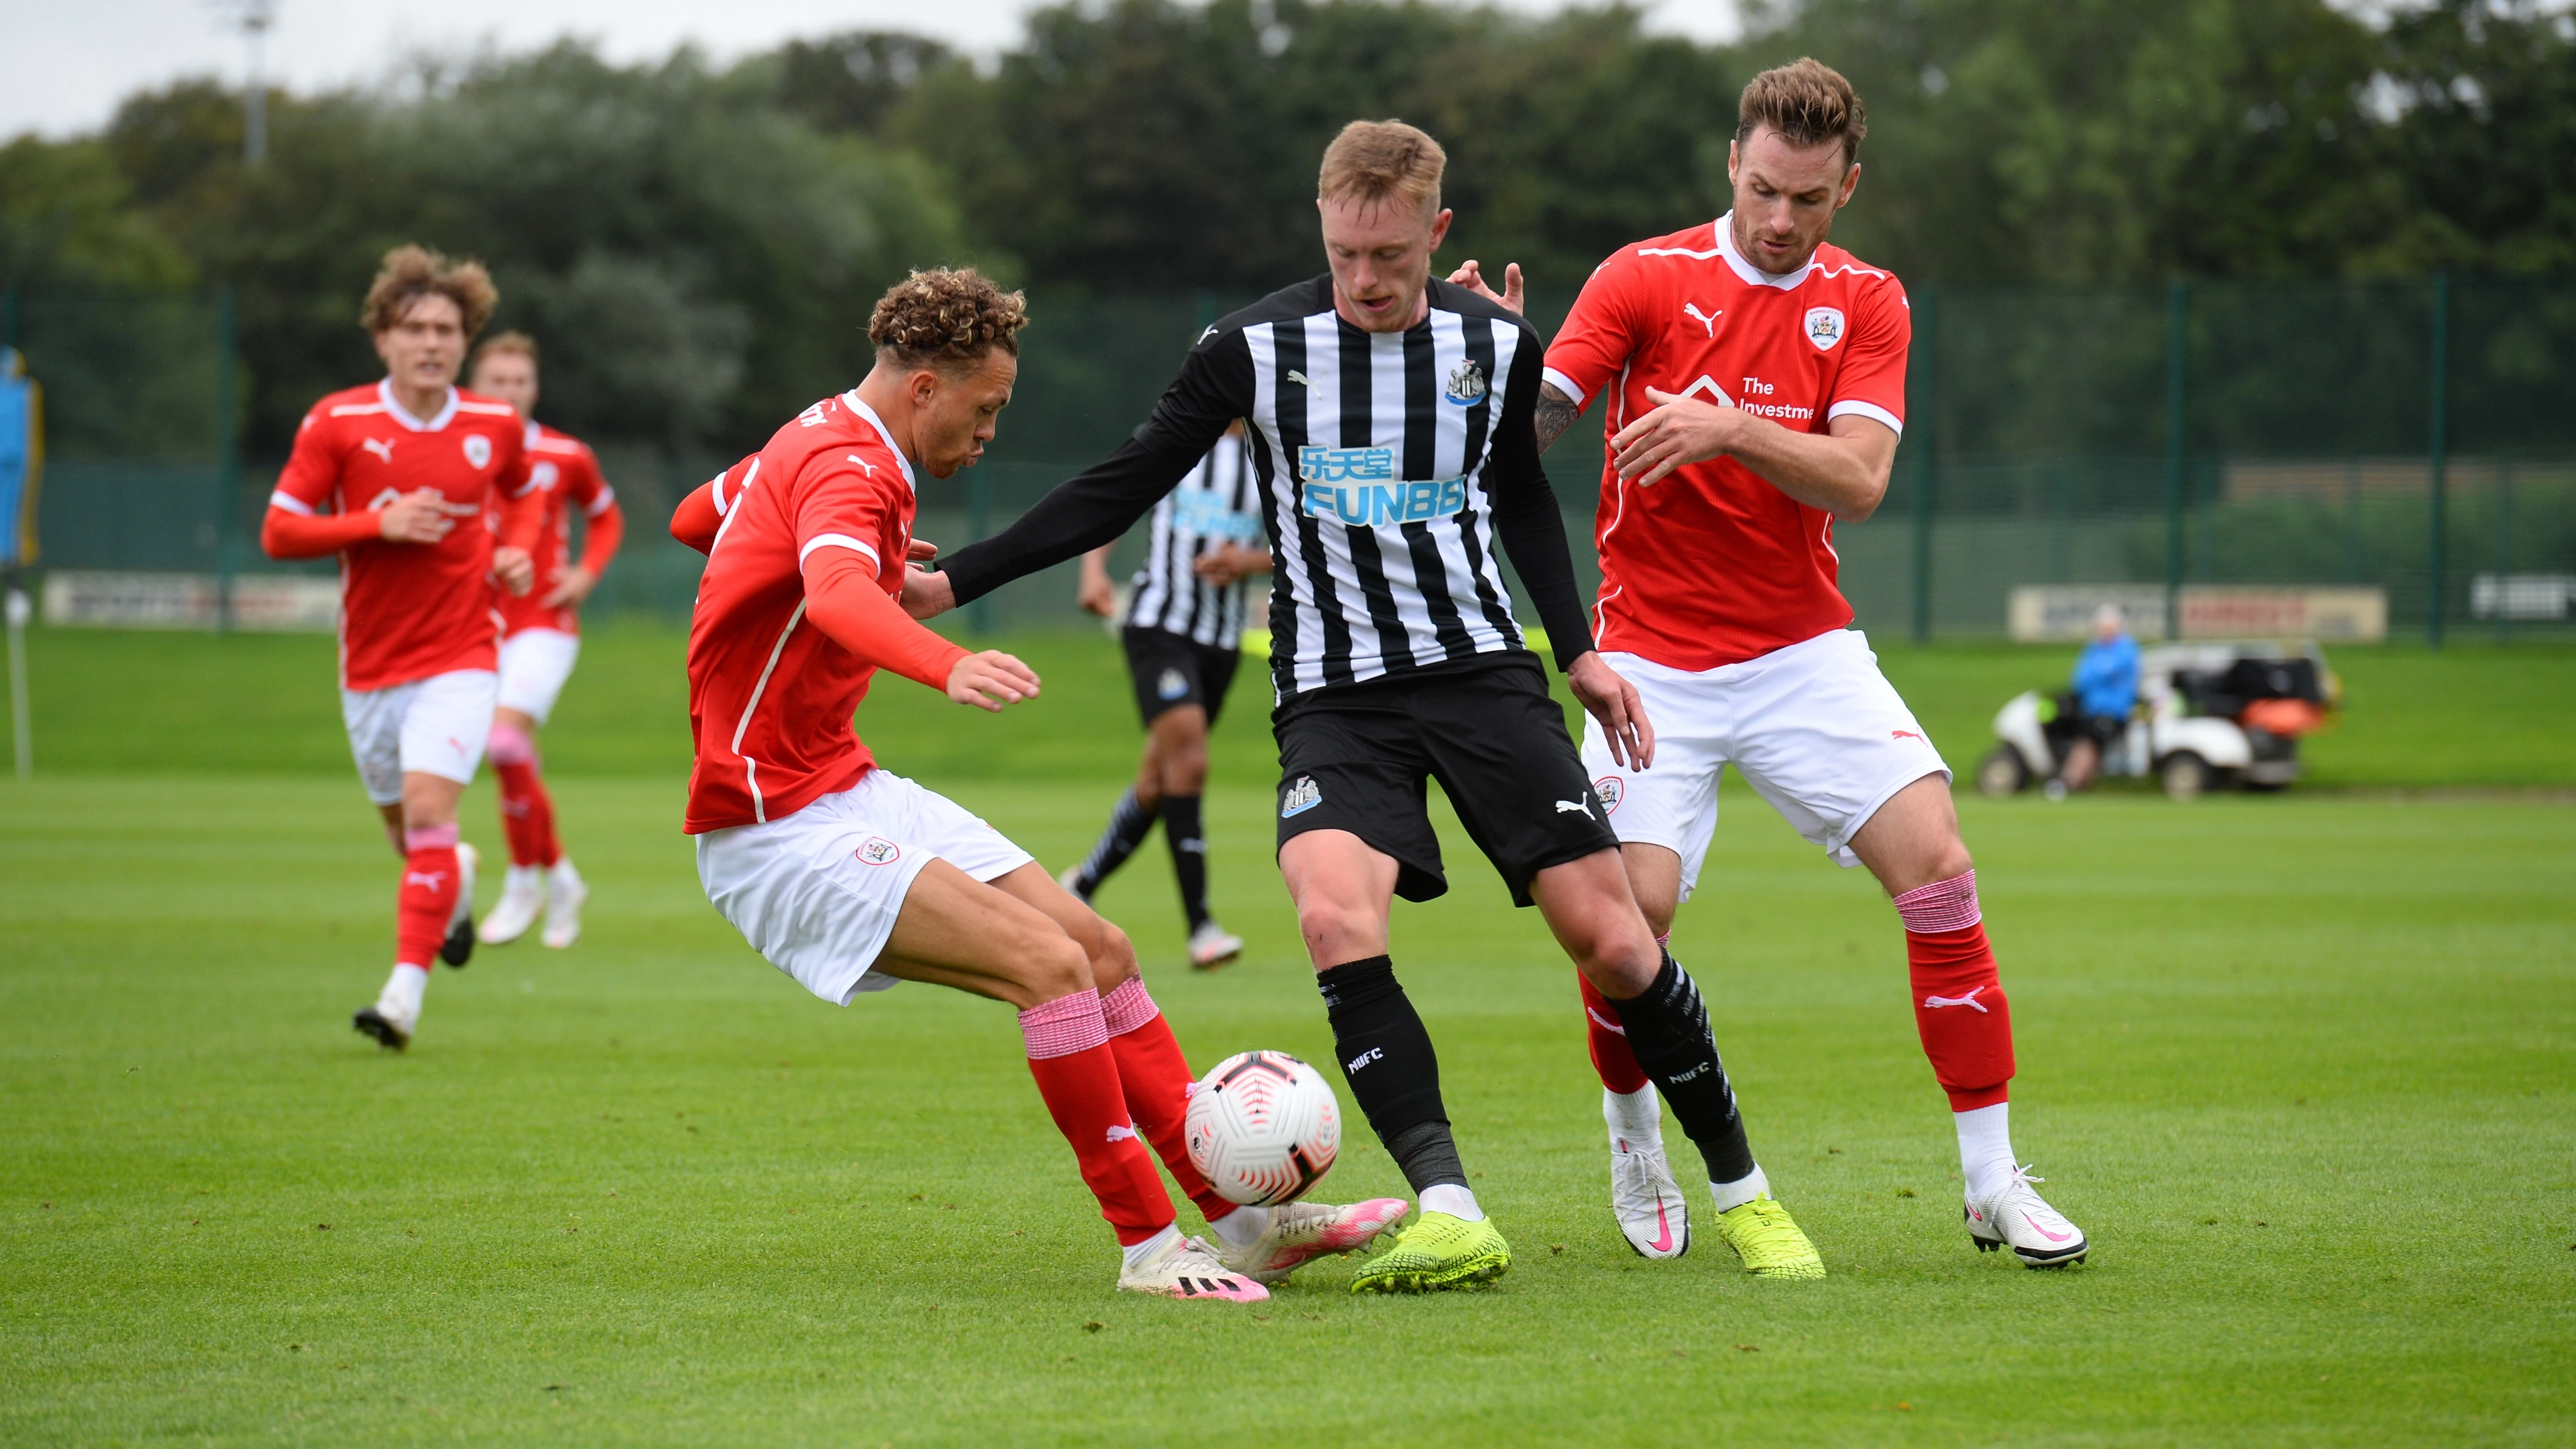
left=1074, top=786, right=1155, bottom=895
left=1317, top=956, right=1467, bottom=1192
left=1159, top=794, right=1211, bottom=932
left=1607, top=952, right=1758, bottom=1189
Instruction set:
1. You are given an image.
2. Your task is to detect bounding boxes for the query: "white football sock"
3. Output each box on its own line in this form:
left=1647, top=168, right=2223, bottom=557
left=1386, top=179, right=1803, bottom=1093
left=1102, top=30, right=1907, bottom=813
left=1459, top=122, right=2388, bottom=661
left=382, top=962, right=428, bottom=1015
left=1603, top=1085, right=1662, bottom=1144
left=1710, top=1165, right=1769, bottom=1213
left=1121, top=1223, right=1180, bottom=1273
left=1210, top=1205, right=1268, bottom=1253
left=1956, top=1101, right=2017, bottom=1200
left=1418, top=1183, right=1483, bottom=1222
left=549, top=858, right=583, bottom=890
left=502, top=864, right=544, bottom=892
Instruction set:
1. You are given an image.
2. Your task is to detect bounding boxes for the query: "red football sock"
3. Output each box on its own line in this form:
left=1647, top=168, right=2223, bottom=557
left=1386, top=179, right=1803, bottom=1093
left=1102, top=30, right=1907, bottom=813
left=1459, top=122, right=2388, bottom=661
left=1021, top=991, right=1177, bottom=1247
left=1100, top=976, right=1235, bottom=1222
left=1578, top=973, right=1651, bottom=1095
left=396, top=823, right=461, bottom=969
left=487, top=722, right=560, bottom=868
left=1895, top=870, right=2015, bottom=1111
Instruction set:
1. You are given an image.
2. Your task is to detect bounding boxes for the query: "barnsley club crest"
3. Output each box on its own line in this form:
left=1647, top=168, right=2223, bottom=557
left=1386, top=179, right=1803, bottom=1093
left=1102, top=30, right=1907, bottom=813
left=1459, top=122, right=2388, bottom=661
left=462, top=433, right=493, bottom=468
left=1442, top=359, right=1487, bottom=406
left=1803, top=306, right=1846, bottom=352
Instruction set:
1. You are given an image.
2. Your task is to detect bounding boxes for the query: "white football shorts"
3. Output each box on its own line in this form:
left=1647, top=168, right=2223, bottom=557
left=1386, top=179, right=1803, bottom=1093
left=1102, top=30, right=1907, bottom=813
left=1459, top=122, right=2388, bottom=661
left=1580, top=628, right=1949, bottom=900
left=694, top=767, right=1037, bottom=1007
left=340, top=669, right=500, bottom=805
left=496, top=627, right=582, bottom=725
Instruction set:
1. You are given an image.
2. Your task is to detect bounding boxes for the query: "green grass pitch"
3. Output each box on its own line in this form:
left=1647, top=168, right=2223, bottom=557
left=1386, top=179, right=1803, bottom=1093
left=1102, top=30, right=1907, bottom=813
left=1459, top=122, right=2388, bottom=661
left=3, top=627, right=2572, bottom=1444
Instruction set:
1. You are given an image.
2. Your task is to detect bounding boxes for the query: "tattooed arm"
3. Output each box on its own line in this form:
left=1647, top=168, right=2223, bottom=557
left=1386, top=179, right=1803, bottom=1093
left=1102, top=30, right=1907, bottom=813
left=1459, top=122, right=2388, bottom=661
left=1534, top=381, right=1582, bottom=456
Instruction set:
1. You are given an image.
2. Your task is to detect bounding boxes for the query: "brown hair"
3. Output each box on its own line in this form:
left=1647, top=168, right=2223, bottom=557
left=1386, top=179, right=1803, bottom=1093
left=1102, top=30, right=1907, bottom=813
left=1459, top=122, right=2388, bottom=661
left=470, top=330, right=538, bottom=374
left=1317, top=120, right=1445, bottom=217
left=360, top=245, right=499, bottom=336
left=868, top=268, right=1029, bottom=371
left=1737, top=58, right=1867, bottom=168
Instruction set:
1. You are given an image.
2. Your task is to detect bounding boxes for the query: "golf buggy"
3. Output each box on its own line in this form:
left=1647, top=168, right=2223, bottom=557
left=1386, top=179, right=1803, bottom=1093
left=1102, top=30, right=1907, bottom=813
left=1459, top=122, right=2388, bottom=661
left=1976, top=640, right=2340, bottom=801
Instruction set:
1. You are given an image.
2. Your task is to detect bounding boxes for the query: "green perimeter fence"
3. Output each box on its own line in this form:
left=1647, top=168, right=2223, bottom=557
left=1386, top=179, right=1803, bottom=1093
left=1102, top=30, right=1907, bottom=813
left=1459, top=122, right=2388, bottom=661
left=7, top=278, right=2575, bottom=643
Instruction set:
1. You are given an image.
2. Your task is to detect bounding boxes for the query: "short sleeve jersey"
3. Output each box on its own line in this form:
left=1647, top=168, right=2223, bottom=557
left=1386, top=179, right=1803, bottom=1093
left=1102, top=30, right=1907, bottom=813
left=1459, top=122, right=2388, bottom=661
left=499, top=421, right=616, bottom=638
left=1543, top=214, right=1911, bottom=671
left=271, top=380, right=532, bottom=691
left=684, top=391, right=922, bottom=834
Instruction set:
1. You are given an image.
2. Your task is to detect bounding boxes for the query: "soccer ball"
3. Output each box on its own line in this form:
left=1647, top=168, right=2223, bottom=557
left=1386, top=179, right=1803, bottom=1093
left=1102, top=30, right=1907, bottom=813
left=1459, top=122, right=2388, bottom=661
left=1184, top=1051, right=1340, bottom=1206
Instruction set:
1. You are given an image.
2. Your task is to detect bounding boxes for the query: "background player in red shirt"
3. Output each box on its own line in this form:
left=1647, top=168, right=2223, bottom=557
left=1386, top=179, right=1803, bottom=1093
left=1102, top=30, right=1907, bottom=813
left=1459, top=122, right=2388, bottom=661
left=460, top=332, right=625, bottom=952
left=1455, top=60, right=2088, bottom=1268
left=260, top=245, right=539, bottom=1050
left=668, top=270, right=1404, bottom=1301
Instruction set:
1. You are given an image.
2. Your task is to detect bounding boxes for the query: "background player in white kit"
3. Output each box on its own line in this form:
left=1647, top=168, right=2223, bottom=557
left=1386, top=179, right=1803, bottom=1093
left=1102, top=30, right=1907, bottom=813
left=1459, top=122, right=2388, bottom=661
left=260, top=245, right=539, bottom=1049
left=666, top=270, right=1405, bottom=1300
left=1064, top=421, right=1269, bottom=970
left=1456, top=59, right=2089, bottom=1268
left=461, top=332, right=627, bottom=951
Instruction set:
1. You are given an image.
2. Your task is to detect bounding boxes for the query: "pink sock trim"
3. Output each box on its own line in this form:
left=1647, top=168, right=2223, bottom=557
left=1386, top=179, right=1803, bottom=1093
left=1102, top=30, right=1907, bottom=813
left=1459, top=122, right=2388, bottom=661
left=403, top=822, right=461, bottom=852
left=1020, top=991, right=1111, bottom=1060
left=1894, top=869, right=1981, bottom=934
left=487, top=722, right=536, bottom=766
left=1099, top=976, right=1158, bottom=1037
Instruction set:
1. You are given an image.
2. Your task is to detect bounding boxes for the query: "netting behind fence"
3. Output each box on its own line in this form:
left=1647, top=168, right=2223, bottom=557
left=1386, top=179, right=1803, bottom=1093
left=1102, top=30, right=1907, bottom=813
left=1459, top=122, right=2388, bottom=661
left=8, top=277, right=2573, bottom=640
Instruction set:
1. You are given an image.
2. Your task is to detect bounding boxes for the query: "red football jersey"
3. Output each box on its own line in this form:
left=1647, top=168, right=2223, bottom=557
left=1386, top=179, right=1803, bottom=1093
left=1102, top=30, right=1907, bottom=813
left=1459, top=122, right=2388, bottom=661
left=271, top=380, right=537, bottom=690
left=1544, top=215, right=1911, bottom=671
left=684, top=391, right=924, bottom=834
left=499, top=421, right=618, bottom=638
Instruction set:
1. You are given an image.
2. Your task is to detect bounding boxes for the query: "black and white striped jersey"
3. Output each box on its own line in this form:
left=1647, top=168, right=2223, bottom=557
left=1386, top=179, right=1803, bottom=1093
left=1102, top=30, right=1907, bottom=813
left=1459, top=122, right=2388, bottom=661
left=944, top=276, right=1594, bottom=704
left=1121, top=432, right=1262, bottom=648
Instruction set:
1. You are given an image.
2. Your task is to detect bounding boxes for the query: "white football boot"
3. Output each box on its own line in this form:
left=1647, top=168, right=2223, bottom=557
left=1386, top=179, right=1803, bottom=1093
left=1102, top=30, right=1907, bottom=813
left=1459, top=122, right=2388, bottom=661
left=1611, top=1129, right=1691, bottom=1259
left=1057, top=861, right=1094, bottom=903
left=1187, top=919, right=1244, bottom=971
left=438, top=842, right=478, bottom=967
left=1118, top=1233, right=1269, bottom=1302
left=352, top=968, right=424, bottom=1050
left=479, top=865, right=546, bottom=945
left=541, top=859, right=586, bottom=949
left=1214, top=1198, right=1410, bottom=1284
left=1966, top=1165, right=2090, bottom=1268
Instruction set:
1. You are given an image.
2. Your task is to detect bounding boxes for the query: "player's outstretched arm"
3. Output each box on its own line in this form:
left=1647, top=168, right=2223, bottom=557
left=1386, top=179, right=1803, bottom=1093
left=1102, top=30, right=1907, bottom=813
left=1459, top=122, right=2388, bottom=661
left=803, top=545, right=1038, bottom=712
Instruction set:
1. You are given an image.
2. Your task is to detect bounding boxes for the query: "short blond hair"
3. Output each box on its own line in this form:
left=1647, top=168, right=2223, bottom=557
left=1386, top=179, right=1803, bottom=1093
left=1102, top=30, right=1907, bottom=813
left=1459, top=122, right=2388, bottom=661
left=1318, top=120, right=1445, bottom=217
left=470, top=330, right=537, bottom=374
left=1737, top=58, right=1867, bottom=168
left=360, top=245, right=498, bottom=336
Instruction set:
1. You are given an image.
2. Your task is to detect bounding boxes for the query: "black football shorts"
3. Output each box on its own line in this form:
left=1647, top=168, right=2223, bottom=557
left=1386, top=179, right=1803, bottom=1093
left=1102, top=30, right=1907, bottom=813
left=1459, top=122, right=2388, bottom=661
left=1271, top=653, right=1618, bottom=907
left=1122, top=625, right=1244, bottom=728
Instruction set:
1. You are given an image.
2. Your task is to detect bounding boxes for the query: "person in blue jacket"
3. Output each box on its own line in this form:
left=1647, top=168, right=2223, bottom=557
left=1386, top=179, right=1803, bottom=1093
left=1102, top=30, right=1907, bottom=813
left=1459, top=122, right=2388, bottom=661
left=2060, top=605, right=2139, bottom=791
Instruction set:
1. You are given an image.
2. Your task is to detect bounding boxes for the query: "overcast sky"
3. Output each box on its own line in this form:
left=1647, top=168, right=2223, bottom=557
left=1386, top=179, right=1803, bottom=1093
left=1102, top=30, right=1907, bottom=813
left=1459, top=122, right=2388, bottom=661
left=3, top=0, right=1739, bottom=141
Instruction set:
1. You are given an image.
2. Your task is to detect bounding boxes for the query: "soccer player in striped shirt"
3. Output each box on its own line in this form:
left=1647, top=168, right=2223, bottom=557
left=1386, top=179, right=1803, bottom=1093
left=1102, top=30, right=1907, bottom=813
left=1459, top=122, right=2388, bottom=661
left=664, top=270, right=1405, bottom=1300
left=1455, top=60, right=2087, bottom=1268
left=1063, top=421, right=1269, bottom=969
left=259, top=246, right=540, bottom=1049
left=461, top=332, right=626, bottom=951
left=907, top=123, right=1823, bottom=1290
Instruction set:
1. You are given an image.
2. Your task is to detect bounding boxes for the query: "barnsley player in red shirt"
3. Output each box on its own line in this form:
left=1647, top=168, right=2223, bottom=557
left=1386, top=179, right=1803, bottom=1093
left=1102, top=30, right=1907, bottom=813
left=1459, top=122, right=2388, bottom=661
left=459, top=332, right=625, bottom=952
left=1455, top=60, right=2088, bottom=1268
left=667, top=270, right=1402, bottom=1301
left=260, top=245, right=540, bottom=1050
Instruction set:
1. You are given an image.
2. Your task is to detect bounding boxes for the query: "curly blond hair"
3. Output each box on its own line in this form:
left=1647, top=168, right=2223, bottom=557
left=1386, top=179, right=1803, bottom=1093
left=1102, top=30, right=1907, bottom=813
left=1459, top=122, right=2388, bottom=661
left=868, top=268, right=1028, bottom=370
left=360, top=245, right=498, bottom=336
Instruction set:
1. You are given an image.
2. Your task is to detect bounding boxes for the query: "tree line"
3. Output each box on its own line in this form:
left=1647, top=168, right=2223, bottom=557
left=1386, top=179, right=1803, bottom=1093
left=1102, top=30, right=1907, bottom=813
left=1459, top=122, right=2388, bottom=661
left=1, top=0, right=2568, bottom=459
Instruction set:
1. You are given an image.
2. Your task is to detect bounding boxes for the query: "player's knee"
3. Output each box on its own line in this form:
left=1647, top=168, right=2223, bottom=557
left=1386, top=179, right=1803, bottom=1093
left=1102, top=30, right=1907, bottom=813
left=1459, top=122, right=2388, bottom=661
left=1020, top=933, right=1096, bottom=1007
left=1294, top=897, right=1377, bottom=961
left=1089, top=915, right=1139, bottom=982
left=1165, top=744, right=1210, bottom=795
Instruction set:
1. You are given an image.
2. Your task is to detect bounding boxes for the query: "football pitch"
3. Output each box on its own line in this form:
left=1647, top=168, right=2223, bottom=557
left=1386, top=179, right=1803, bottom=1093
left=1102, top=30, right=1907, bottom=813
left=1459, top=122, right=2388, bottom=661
left=4, top=628, right=2572, bottom=1444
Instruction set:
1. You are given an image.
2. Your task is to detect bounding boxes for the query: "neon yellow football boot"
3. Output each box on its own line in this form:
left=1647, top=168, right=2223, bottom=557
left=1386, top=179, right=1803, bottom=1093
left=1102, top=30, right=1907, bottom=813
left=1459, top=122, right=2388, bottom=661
left=1349, top=1211, right=1511, bottom=1294
left=1714, top=1195, right=1826, bottom=1279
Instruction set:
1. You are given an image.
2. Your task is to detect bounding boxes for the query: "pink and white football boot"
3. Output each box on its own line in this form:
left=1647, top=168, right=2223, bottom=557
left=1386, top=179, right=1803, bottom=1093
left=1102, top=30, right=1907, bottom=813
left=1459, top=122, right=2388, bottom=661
left=1118, top=1233, right=1270, bottom=1302
left=1966, top=1165, right=2089, bottom=1268
left=1214, top=1199, right=1411, bottom=1284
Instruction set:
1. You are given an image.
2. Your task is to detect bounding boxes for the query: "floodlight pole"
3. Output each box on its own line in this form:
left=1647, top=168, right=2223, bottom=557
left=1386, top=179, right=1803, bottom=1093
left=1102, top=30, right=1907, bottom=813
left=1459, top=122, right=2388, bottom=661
left=2425, top=272, right=2451, bottom=650
left=1908, top=284, right=1935, bottom=643
left=2163, top=279, right=2188, bottom=642
left=231, top=0, right=274, bottom=167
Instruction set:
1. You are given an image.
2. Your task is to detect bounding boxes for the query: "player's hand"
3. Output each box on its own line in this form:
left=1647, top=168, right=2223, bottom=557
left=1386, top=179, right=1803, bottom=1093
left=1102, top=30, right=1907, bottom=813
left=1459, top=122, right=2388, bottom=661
left=491, top=545, right=536, bottom=596
left=1613, top=387, right=1742, bottom=487
left=946, top=650, right=1041, bottom=712
left=1076, top=556, right=1117, bottom=617
left=376, top=489, right=453, bottom=545
left=1192, top=543, right=1271, bottom=586
left=907, top=538, right=939, bottom=562
left=1446, top=259, right=1524, bottom=316
left=1567, top=650, right=1654, bottom=772
left=538, top=563, right=597, bottom=610
left=903, top=567, right=957, bottom=620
